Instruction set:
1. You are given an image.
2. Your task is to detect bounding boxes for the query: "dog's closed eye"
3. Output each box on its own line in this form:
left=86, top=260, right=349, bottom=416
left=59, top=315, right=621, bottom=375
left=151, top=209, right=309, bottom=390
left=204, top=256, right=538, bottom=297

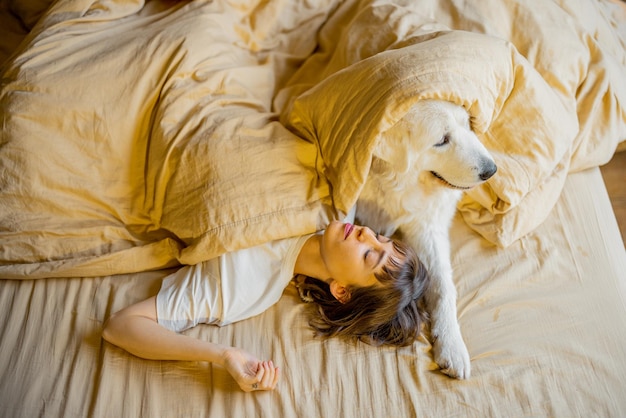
left=435, top=133, right=450, bottom=147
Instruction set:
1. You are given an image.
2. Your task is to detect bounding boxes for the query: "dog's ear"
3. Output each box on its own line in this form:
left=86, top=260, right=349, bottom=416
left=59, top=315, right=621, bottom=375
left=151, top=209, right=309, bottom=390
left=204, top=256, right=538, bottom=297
left=374, top=125, right=412, bottom=173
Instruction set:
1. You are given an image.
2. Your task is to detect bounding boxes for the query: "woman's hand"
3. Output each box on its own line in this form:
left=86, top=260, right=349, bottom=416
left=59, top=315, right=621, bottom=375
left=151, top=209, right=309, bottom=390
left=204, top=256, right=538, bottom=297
left=221, top=347, right=280, bottom=392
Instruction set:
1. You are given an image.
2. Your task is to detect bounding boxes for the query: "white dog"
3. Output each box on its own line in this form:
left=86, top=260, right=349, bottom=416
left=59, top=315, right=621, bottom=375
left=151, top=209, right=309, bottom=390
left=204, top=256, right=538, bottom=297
left=356, top=99, right=497, bottom=379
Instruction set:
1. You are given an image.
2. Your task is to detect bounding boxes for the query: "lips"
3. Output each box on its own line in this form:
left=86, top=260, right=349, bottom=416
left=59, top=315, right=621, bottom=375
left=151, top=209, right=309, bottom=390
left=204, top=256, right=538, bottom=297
left=344, top=223, right=354, bottom=239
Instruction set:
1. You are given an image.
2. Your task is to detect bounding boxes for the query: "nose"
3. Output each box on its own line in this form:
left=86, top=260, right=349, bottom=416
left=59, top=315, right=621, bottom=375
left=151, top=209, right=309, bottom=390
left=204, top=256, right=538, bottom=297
left=479, top=160, right=497, bottom=181
left=357, top=226, right=377, bottom=243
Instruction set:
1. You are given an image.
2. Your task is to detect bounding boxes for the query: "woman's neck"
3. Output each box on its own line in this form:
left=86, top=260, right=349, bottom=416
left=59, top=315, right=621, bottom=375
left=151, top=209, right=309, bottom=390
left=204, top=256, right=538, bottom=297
left=294, top=234, right=330, bottom=281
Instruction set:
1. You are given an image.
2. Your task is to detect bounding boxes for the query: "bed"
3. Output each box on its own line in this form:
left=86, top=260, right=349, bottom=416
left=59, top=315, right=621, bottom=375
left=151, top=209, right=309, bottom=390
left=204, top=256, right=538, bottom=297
left=1, top=0, right=625, bottom=416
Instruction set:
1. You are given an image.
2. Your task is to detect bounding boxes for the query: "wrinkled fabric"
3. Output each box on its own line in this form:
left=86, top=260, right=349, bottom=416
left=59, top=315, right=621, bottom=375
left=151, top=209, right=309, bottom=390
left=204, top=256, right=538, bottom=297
left=279, top=0, right=626, bottom=246
left=0, top=0, right=339, bottom=278
left=0, top=0, right=624, bottom=276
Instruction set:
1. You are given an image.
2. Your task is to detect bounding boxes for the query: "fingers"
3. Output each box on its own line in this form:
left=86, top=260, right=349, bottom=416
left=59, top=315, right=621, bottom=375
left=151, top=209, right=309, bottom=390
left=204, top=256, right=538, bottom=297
left=250, top=361, right=279, bottom=391
left=261, top=361, right=279, bottom=389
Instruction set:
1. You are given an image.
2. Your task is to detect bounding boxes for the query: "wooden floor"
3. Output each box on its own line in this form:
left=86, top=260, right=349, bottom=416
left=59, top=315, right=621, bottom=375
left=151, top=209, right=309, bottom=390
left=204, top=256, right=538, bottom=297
left=600, top=150, right=626, bottom=246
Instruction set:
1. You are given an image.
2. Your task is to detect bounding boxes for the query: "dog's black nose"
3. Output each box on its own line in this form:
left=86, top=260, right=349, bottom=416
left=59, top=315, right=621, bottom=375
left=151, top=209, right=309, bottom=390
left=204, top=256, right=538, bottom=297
left=479, top=161, right=497, bottom=181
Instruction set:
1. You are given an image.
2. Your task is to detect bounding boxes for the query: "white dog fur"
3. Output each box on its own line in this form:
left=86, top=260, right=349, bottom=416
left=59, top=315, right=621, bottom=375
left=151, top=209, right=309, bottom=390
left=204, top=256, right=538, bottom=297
left=356, top=99, right=497, bottom=379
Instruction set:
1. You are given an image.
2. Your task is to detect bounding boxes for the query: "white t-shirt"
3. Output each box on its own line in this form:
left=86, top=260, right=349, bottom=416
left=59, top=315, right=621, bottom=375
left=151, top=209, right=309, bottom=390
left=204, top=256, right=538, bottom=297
left=156, top=234, right=313, bottom=332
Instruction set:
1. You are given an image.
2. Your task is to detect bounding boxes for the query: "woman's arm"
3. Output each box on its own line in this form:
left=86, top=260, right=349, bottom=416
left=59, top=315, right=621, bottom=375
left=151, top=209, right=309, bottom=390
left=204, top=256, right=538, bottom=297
left=102, top=296, right=279, bottom=392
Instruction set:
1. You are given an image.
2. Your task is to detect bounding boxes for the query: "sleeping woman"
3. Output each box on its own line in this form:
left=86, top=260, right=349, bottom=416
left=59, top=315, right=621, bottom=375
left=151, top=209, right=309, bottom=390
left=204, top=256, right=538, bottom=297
left=102, top=220, right=430, bottom=392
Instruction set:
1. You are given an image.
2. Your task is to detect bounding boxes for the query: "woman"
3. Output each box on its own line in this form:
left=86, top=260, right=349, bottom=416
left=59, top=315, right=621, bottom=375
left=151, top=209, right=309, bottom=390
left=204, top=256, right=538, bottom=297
left=102, top=220, right=429, bottom=392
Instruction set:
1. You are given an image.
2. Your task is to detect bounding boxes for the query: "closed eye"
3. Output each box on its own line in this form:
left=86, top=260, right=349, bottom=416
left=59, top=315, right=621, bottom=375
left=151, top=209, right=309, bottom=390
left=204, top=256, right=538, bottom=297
left=365, top=233, right=386, bottom=268
left=364, top=249, right=379, bottom=269
left=435, top=133, right=450, bottom=147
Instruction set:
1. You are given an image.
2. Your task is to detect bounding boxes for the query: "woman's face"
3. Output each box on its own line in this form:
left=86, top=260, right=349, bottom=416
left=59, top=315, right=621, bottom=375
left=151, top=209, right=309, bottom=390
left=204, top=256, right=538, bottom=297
left=320, top=221, right=397, bottom=289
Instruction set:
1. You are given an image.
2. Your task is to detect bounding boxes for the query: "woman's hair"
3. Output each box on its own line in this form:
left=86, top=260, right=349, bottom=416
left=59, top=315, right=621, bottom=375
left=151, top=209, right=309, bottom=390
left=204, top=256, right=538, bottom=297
left=295, top=238, right=430, bottom=347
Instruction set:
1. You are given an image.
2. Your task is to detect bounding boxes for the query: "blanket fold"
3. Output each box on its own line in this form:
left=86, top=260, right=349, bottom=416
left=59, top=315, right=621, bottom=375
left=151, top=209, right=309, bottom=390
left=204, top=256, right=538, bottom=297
left=0, top=0, right=337, bottom=278
left=1, top=0, right=625, bottom=278
left=279, top=0, right=626, bottom=246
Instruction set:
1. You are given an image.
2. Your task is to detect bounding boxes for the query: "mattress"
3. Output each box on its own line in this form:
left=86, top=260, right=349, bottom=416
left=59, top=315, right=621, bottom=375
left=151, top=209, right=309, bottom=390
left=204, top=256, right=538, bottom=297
left=1, top=167, right=625, bottom=417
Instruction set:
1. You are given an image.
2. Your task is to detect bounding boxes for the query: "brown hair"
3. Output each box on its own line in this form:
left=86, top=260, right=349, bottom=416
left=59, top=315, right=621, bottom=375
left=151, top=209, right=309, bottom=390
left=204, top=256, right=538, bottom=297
left=295, top=238, right=429, bottom=347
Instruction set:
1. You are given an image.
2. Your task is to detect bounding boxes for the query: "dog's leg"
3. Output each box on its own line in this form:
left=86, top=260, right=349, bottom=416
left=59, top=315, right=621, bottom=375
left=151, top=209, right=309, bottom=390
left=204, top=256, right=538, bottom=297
left=403, top=224, right=471, bottom=379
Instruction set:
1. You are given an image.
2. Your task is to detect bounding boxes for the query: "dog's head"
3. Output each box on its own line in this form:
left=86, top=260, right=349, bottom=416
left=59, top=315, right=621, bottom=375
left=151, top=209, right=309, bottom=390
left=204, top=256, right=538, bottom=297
left=374, top=100, right=496, bottom=190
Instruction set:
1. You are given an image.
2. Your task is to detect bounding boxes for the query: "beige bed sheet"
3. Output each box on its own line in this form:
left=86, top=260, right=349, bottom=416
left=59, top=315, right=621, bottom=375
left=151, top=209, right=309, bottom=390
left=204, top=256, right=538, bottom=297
left=1, top=167, right=625, bottom=417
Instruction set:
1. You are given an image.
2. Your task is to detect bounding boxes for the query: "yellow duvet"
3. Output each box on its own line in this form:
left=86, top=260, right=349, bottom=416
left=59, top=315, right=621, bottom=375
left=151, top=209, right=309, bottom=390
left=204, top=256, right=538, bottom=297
left=1, top=0, right=624, bottom=278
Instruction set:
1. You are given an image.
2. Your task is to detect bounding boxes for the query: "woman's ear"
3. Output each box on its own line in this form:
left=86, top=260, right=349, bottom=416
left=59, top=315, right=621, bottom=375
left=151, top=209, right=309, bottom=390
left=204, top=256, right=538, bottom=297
left=329, top=280, right=351, bottom=304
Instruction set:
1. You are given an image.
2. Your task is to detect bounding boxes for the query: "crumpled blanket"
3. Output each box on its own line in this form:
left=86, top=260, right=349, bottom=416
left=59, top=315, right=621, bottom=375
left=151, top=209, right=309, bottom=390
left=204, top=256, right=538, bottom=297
left=0, top=0, right=339, bottom=278
left=1, top=0, right=625, bottom=278
left=278, top=0, right=626, bottom=246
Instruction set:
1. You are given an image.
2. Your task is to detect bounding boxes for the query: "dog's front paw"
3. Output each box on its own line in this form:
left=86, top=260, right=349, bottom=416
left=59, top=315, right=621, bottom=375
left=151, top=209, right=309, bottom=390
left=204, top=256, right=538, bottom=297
left=432, top=330, right=471, bottom=379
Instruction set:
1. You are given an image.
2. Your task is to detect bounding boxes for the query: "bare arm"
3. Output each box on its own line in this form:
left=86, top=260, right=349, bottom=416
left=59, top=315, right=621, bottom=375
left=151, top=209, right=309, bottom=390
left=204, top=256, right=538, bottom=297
left=102, top=296, right=279, bottom=392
